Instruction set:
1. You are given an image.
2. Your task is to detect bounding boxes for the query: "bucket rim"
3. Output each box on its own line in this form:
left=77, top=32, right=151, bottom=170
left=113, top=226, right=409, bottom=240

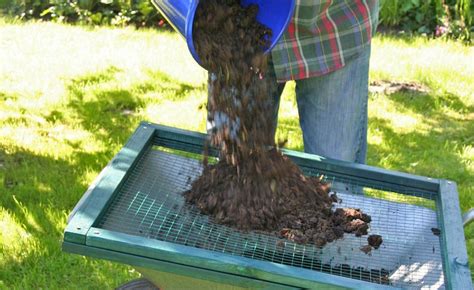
left=263, top=0, right=296, bottom=55
left=186, top=0, right=296, bottom=69
left=185, top=0, right=201, bottom=66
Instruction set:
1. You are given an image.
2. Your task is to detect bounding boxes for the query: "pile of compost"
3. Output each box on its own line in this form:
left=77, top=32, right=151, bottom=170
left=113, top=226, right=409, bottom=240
left=185, top=0, right=374, bottom=248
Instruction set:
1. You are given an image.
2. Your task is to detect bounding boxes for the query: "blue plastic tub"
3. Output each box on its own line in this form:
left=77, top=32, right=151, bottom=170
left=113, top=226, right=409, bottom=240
left=150, top=0, right=296, bottom=68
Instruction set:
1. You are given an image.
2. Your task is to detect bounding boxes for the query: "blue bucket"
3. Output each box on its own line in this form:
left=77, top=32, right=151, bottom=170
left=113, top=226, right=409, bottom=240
left=151, top=0, right=296, bottom=68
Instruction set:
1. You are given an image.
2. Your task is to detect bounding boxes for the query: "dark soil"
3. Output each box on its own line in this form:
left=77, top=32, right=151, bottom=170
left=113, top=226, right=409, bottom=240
left=360, top=245, right=373, bottom=255
left=185, top=0, right=376, bottom=248
left=368, top=234, right=383, bottom=249
left=431, top=227, right=441, bottom=236
left=369, top=80, right=429, bottom=95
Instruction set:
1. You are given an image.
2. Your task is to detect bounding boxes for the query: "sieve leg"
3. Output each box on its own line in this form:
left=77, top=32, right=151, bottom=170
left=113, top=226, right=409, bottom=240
left=463, top=208, right=474, bottom=227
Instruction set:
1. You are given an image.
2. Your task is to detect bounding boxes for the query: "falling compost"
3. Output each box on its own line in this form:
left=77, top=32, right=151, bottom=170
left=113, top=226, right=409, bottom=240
left=184, top=0, right=375, bottom=248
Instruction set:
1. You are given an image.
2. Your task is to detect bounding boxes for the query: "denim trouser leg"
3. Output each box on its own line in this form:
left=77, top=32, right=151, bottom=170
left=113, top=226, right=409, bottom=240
left=295, top=45, right=371, bottom=164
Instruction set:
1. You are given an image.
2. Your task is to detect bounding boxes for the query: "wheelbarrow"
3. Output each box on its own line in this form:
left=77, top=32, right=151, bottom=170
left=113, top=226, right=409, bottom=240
left=63, top=122, right=473, bottom=289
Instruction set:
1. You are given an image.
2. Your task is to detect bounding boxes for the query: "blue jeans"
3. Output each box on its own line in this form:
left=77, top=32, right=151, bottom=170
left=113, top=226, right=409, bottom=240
left=208, top=44, right=371, bottom=165
left=269, top=45, right=371, bottom=165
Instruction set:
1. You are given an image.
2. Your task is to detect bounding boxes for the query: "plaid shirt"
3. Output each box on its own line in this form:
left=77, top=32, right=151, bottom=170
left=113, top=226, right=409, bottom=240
left=271, top=0, right=379, bottom=82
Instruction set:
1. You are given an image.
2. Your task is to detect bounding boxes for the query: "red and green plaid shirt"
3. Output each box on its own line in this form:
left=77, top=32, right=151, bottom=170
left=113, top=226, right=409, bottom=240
left=271, top=0, right=379, bottom=82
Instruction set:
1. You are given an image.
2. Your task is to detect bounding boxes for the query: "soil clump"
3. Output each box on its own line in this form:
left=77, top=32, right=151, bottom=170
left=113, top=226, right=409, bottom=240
left=368, top=234, right=383, bottom=249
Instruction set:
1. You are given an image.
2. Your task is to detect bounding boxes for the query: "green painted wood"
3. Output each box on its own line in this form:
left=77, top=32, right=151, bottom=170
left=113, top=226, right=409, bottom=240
left=65, top=156, right=119, bottom=243
left=145, top=122, right=439, bottom=194
left=282, top=150, right=439, bottom=196
left=85, top=227, right=399, bottom=290
left=63, top=242, right=301, bottom=290
left=437, top=180, right=472, bottom=290
left=136, top=266, right=300, bottom=290
left=64, top=124, right=155, bottom=244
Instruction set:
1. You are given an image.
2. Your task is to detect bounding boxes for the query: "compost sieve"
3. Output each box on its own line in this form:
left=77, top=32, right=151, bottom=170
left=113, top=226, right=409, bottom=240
left=97, top=145, right=445, bottom=289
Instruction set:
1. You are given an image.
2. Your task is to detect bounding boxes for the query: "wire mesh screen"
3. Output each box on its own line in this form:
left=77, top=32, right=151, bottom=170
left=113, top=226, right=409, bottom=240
left=97, top=146, right=445, bottom=289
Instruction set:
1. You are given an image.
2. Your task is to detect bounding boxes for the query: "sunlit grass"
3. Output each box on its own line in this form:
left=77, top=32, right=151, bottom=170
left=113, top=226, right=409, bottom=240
left=0, top=19, right=473, bottom=288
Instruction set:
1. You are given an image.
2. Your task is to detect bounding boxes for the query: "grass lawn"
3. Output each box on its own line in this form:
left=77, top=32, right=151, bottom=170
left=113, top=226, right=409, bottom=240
left=0, top=18, right=473, bottom=288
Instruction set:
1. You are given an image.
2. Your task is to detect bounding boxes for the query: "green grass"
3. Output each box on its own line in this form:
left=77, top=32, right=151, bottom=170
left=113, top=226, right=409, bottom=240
left=0, top=19, right=473, bottom=288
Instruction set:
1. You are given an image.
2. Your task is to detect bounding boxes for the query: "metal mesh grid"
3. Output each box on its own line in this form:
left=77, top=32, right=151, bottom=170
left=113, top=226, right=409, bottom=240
left=97, top=146, right=445, bottom=289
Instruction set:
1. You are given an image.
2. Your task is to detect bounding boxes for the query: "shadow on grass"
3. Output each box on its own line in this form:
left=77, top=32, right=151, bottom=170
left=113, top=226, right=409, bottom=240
left=367, top=88, right=473, bottom=194
left=1, top=67, right=202, bottom=288
left=367, top=116, right=471, bottom=176
left=387, top=89, right=473, bottom=115
left=374, top=87, right=474, bottom=165
left=0, top=144, right=135, bottom=288
left=64, top=66, right=202, bottom=143
left=2, top=66, right=203, bottom=235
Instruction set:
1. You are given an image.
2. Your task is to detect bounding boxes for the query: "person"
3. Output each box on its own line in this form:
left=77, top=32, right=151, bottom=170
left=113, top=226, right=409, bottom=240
left=266, top=0, right=380, bottom=166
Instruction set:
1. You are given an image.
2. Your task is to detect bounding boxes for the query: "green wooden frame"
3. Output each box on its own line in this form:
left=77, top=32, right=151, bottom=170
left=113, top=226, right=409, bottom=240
left=63, top=121, right=472, bottom=290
